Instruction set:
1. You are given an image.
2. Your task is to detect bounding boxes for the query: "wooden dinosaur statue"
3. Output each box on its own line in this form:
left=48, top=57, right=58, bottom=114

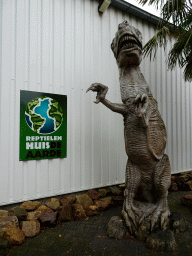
left=87, top=20, right=171, bottom=234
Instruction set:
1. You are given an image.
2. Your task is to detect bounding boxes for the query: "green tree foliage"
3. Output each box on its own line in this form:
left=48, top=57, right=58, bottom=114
left=139, top=0, right=192, bottom=81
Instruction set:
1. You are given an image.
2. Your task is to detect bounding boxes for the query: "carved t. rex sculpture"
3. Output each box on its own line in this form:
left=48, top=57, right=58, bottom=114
left=87, top=21, right=171, bottom=234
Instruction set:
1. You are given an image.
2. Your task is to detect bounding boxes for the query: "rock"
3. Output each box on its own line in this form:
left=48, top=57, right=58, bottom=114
left=171, top=175, right=177, bottom=181
left=60, top=194, right=76, bottom=206
left=8, top=206, right=27, bottom=221
left=112, top=196, right=124, bottom=205
left=0, top=238, right=9, bottom=256
left=118, top=183, right=125, bottom=189
left=21, top=220, right=40, bottom=237
left=179, top=172, right=192, bottom=182
left=176, top=176, right=189, bottom=191
left=36, top=205, right=53, bottom=215
left=106, top=216, right=125, bottom=239
left=0, top=229, right=4, bottom=239
left=59, top=195, right=76, bottom=222
left=45, top=198, right=60, bottom=210
left=94, top=196, right=112, bottom=211
left=1, top=216, right=19, bottom=227
left=86, top=205, right=99, bottom=216
left=38, top=211, right=58, bottom=227
left=87, top=190, right=99, bottom=200
left=186, top=180, right=192, bottom=190
left=135, top=220, right=150, bottom=241
left=146, top=230, right=177, bottom=251
left=108, top=186, right=122, bottom=195
left=98, top=188, right=110, bottom=198
left=170, top=212, right=188, bottom=234
left=0, top=216, right=19, bottom=238
left=59, top=204, right=73, bottom=221
left=180, top=195, right=192, bottom=208
left=27, top=210, right=42, bottom=221
left=169, top=181, right=178, bottom=192
left=75, top=194, right=93, bottom=211
left=0, top=211, right=8, bottom=220
left=20, top=201, right=41, bottom=211
left=169, top=176, right=178, bottom=191
left=72, top=204, right=87, bottom=220
left=3, top=226, right=25, bottom=245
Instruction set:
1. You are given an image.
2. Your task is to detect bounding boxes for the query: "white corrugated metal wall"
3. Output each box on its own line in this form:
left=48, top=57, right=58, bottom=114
left=0, top=0, right=191, bottom=206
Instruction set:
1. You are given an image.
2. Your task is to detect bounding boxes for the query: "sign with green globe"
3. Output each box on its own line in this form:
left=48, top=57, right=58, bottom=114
left=20, top=90, right=67, bottom=161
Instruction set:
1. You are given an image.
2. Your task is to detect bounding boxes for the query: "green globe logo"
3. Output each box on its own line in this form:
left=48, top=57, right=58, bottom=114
left=25, top=96, right=63, bottom=134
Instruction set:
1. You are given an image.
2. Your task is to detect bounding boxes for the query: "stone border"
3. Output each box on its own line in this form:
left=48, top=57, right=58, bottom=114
left=1, top=170, right=192, bottom=255
left=0, top=185, right=124, bottom=254
left=170, top=171, right=192, bottom=192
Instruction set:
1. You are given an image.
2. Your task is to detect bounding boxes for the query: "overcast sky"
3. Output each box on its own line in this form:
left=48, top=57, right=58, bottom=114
left=125, top=0, right=161, bottom=17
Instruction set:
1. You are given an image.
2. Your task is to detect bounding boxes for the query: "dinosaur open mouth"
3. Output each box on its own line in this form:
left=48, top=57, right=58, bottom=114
left=117, top=34, right=142, bottom=57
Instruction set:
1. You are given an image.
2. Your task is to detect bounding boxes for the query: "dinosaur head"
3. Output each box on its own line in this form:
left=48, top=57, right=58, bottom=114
left=111, top=20, right=143, bottom=67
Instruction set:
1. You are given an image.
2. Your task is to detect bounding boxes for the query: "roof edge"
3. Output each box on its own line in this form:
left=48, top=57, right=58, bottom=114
left=111, top=0, right=161, bottom=25
left=91, top=0, right=174, bottom=30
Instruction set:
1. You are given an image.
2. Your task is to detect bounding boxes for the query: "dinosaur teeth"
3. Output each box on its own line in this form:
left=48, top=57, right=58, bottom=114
left=118, top=34, right=142, bottom=55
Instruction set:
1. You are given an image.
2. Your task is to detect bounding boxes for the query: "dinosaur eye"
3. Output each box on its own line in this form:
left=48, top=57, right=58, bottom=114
left=123, top=20, right=128, bottom=24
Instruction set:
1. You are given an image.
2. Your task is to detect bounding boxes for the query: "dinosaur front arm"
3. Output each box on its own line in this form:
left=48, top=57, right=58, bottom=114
left=101, top=98, right=128, bottom=115
left=87, top=83, right=128, bottom=115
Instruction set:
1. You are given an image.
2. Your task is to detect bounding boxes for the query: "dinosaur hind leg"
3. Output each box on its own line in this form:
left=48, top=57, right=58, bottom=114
left=151, top=154, right=171, bottom=231
left=122, top=159, right=141, bottom=234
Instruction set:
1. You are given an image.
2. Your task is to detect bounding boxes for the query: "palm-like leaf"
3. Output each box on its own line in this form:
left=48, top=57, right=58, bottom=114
left=161, top=0, right=188, bottom=25
left=139, top=0, right=192, bottom=81
left=142, top=25, right=171, bottom=59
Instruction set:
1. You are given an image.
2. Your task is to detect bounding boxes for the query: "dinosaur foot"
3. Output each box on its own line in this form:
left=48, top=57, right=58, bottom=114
left=151, top=207, right=170, bottom=232
left=121, top=202, right=144, bottom=234
left=122, top=201, right=170, bottom=238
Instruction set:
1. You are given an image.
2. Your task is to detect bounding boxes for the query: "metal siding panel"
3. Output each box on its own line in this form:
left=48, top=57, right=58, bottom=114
left=14, top=0, right=26, bottom=202
left=72, top=0, right=82, bottom=191
left=40, top=0, right=51, bottom=198
left=36, top=0, right=43, bottom=199
left=186, top=83, right=191, bottom=170
left=190, top=83, right=192, bottom=170
left=171, top=66, right=177, bottom=173
left=181, top=81, right=186, bottom=172
left=27, top=0, right=38, bottom=199
left=0, top=0, right=2, bottom=200
left=9, top=0, right=17, bottom=202
left=160, top=49, right=167, bottom=130
left=176, top=65, right=182, bottom=173
left=49, top=0, right=61, bottom=196
left=164, top=40, right=173, bottom=169
left=0, top=0, right=12, bottom=204
left=91, top=3, right=102, bottom=188
left=103, top=11, right=117, bottom=185
left=61, top=0, right=73, bottom=194
left=83, top=0, right=94, bottom=189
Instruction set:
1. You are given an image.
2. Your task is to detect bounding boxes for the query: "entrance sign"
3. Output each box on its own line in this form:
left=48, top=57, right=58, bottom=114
left=20, top=90, right=67, bottom=161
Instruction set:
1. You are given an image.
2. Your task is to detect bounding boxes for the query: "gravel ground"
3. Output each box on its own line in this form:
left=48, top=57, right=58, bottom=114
left=8, top=191, right=192, bottom=256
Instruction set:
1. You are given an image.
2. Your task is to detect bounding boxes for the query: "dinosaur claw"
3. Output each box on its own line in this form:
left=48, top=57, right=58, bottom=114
left=132, top=94, right=141, bottom=104
left=141, top=93, right=148, bottom=102
left=127, top=209, right=137, bottom=229
left=86, top=84, right=98, bottom=93
left=151, top=209, right=161, bottom=232
left=86, top=88, right=90, bottom=93
left=139, top=215, right=145, bottom=225
left=161, top=210, right=170, bottom=230
left=122, top=209, right=132, bottom=234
